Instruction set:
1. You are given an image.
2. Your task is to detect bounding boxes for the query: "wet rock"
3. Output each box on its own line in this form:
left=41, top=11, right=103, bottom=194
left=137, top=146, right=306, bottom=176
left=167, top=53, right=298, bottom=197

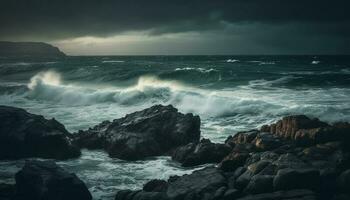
left=261, top=115, right=329, bottom=140
left=244, top=175, right=274, bottom=194
left=14, top=160, right=92, bottom=200
left=0, top=106, right=80, bottom=160
left=337, top=169, right=350, bottom=194
left=171, top=138, right=231, bottom=167
left=237, top=189, right=316, bottom=200
left=75, top=105, right=200, bottom=160
left=219, top=152, right=250, bottom=172
left=143, top=179, right=168, bottom=192
left=166, top=167, right=226, bottom=200
left=273, top=168, right=320, bottom=191
left=253, top=132, right=282, bottom=151
left=0, top=183, right=15, bottom=200
left=225, top=130, right=259, bottom=148
left=222, top=188, right=240, bottom=200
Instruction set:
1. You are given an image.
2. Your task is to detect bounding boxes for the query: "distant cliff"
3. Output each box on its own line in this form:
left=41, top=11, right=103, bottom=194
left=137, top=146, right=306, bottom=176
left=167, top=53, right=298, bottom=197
left=0, top=41, right=66, bottom=58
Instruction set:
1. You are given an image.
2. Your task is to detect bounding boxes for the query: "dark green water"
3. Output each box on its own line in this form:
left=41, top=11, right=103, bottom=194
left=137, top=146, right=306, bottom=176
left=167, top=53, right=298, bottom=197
left=0, top=55, right=349, bottom=199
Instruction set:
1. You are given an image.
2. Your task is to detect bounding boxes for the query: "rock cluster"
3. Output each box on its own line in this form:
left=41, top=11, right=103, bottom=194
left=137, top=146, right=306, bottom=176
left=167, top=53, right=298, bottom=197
left=1, top=105, right=350, bottom=200
left=74, top=105, right=201, bottom=160
left=116, top=115, right=350, bottom=200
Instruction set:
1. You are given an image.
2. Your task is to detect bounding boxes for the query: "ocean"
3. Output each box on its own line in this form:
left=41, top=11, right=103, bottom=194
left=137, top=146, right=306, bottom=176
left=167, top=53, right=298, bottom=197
left=0, top=55, right=350, bottom=199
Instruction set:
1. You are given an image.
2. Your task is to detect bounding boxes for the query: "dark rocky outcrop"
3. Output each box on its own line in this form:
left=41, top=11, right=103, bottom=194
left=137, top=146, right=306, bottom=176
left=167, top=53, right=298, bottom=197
left=116, top=167, right=227, bottom=200
left=0, top=106, right=80, bottom=160
left=14, top=160, right=92, bottom=200
left=75, top=105, right=200, bottom=160
left=115, top=114, right=350, bottom=200
left=171, top=138, right=231, bottom=167
left=0, top=41, right=65, bottom=58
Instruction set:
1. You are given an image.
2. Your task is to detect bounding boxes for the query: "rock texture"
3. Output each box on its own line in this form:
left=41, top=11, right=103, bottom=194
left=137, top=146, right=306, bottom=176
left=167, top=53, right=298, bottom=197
left=171, top=138, right=231, bottom=167
left=0, top=41, right=65, bottom=58
left=116, top=114, right=350, bottom=200
left=0, top=106, right=80, bottom=160
left=14, top=160, right=92, bottom=200
left=75, top=105, right=200, bottom=160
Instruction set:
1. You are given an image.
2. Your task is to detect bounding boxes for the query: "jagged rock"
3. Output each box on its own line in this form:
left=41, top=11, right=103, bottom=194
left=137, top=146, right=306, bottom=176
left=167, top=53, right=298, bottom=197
left=261, top=115, right=329, bottom=140
left=166, top=167, right=226, bottom=200
left=237, top=189, right=316, bottom=200
left=143, top=179, right=168, bottom=192
left=75, top=105, right=200, bottom=160
left=244, top=175, right=274, bottom=194
left=225, top=130, right=259, bottom=147
left=0, top=106, right=80, bottom=160
left=253, top=132, right=283, bottom=151
left=171, top=138, right=231, bottom=167
left=219, top=152, right=250, bottom=172
left=273, top=168, right=320, bottom=191
left=14, top=160, right=92, bottom=200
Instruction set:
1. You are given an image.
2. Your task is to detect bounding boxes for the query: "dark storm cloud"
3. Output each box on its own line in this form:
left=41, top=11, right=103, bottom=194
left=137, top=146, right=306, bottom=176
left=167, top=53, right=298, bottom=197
left=0, top=0, right=349, bottom=40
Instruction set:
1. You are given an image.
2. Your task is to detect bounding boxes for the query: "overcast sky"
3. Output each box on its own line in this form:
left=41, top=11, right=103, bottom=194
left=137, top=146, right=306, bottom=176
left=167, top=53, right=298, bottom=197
left=1, top=0, right=349, bottom=55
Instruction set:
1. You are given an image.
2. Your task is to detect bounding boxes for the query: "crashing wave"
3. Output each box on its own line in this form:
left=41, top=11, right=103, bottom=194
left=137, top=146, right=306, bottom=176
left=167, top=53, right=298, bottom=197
left=311, top=60, right=320, bottom=64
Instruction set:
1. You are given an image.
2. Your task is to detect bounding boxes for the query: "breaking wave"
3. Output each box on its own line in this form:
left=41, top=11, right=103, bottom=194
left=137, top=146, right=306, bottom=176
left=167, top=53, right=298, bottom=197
left=23, top=71, right=350, bottom=126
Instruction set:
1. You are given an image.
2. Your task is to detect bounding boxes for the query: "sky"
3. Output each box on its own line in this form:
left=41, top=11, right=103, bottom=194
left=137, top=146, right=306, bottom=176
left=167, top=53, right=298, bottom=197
left=0, top=0, right=349, bottom=55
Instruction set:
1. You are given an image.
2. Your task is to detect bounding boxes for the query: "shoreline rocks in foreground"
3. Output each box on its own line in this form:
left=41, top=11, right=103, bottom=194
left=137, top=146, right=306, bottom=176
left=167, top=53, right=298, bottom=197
left=116, top=115, right=350, bottom=200
left=7, top=160, right=92, bottom=200
left=74, top=104, right=201, bottom=160
left=0, top=106, right=80, bottom=160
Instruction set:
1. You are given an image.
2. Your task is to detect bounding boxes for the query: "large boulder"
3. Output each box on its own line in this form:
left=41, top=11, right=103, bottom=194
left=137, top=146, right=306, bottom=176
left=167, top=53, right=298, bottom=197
left=171, top=138, right=231, bottom=167
left=237, top=189, right=316, bottom=200
left=14, top=160, right=92, bottom=200
left=273, top=168, right=321, bottom=191
left=0, top=106, right=80, bottom=160
left=75, top=105, right=200, bottom=160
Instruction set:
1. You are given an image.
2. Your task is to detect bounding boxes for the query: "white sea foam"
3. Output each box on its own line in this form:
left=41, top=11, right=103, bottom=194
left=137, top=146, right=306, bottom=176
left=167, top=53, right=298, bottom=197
left=21, top=72, right=350, bottom=138
left=102, top=60, right=125, bottom=63
left=226, top=59, right=239, bottom=63
left=311, top=60, right=320, bottom=64
left=175, top=67, right=218, bottom=73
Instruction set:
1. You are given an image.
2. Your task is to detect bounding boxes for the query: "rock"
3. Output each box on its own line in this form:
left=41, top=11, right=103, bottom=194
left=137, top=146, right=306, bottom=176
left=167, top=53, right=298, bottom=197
left=261, top=115, right=329, bottom=139
left=75, top=105, right=200, bottom=160
left=225, top=130, right=259, bottom=147
left=0, top=106, right=80, bottom=160
left=337, top=169, right=350, bottom=194
left=253, top=132, right=282, bottom=151
left=237, top=189, right=316, bottom=200
left=171, top=138, right=231, bottom=167
left=0, top=183, right=15, bottom=200
left=143, top=179, right=168, bottom=192
left=165, top=167, right=226, bottom=200
left=219, top=152, right=250, bottom=172
left=247, top=160, right=270, bottom=175
left=14, top=160, right=92, bottom=200
left=273, top=168, right=320, bottom=191
left=244, top=175, right=274, bottom=194
left=222, top=188, right=240, bottom=200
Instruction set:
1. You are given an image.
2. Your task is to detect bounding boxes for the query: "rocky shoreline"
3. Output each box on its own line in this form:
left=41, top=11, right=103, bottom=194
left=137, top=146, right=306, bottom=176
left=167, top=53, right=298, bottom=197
left=0, top=104, right=349, bottom=200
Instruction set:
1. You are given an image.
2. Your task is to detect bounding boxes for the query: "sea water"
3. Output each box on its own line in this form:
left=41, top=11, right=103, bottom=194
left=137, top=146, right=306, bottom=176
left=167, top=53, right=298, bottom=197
left=0, top=55, right=349, bottom=199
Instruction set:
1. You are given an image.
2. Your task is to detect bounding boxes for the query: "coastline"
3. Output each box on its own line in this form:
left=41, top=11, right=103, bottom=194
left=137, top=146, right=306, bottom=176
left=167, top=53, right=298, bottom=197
left=1, top=104, right=350, bottom=200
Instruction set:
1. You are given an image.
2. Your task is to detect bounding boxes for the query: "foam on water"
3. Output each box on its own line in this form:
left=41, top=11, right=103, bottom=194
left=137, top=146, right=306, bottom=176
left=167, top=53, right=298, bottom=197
left=1, top=56, right=349, bottom=199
